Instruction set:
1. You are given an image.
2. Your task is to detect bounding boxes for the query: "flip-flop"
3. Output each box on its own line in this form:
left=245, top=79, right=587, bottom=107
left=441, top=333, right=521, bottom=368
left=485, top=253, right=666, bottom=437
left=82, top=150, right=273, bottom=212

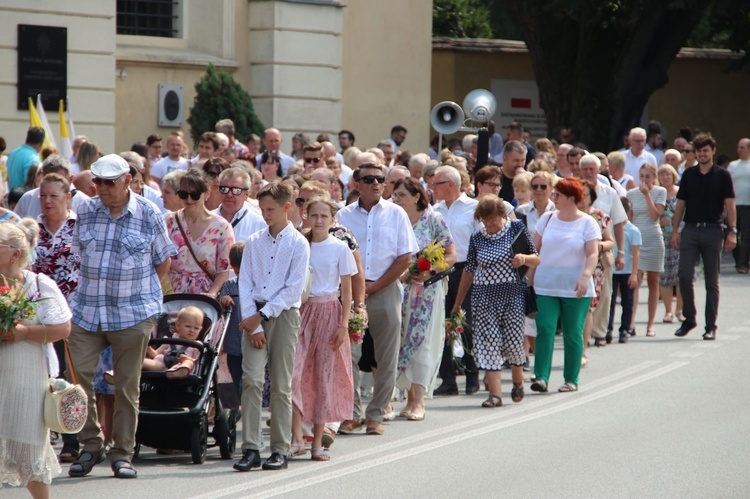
left=112, top=459, right=137, bottom=479
left=68, top=448, right=105, bottom=477
left=558, top=382, right=578, bottom=393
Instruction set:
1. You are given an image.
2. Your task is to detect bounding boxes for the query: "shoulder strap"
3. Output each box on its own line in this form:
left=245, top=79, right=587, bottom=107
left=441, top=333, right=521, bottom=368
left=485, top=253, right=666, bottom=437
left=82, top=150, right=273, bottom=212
left=175, top=213, right=215, bottom=281
left=231, top=209, right=248, bottom=228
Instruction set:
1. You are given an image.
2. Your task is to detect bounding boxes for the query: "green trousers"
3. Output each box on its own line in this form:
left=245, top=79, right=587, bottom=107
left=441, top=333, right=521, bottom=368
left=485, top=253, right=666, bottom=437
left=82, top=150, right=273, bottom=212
left=534, top=295, right=591, bottom=386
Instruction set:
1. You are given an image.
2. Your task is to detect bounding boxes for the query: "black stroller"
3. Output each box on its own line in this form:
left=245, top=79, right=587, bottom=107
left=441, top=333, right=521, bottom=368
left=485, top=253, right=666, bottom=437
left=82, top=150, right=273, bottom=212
left=134, top=294, right=236, bottom=463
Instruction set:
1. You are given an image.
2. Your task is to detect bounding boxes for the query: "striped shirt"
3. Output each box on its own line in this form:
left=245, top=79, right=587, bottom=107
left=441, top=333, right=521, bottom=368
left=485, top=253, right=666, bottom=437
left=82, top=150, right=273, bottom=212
left=70, top=193, right=176, bottom=332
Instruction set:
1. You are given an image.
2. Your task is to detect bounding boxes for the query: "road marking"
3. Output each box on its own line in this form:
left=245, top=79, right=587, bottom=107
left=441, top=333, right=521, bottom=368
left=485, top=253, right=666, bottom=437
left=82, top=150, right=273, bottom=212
left=191, top=360, right=681, bottom=499
left=670, top=351, right=704, bottom=358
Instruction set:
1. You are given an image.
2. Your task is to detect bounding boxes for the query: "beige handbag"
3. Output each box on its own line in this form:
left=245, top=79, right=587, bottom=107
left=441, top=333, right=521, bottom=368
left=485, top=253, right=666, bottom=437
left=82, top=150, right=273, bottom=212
left=44, top=339, right=88, bottom=434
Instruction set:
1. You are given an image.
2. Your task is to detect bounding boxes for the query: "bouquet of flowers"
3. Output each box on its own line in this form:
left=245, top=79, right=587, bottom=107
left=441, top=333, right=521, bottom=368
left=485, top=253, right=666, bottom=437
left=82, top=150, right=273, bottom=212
left=408, top=240, right=450, bottom=280
left=445, top=309, right=467, bottom=367
left=348, top=309, right=368, bottom=345
left=0, top=279, right=43, bottom=336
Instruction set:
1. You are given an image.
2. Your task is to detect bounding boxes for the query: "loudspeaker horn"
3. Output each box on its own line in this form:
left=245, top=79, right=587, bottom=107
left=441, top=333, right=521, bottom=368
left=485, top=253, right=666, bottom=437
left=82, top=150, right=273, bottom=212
left=430, top=101, right=465, bottom=135
left=462, top=89, right=497, bottom=124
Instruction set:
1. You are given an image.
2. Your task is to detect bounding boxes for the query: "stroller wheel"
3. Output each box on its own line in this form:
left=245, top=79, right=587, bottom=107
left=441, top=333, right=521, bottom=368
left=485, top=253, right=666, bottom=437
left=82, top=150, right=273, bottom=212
left=216, top=409, right=237, bottom=459
left=191, top=413, right=208, bottom=464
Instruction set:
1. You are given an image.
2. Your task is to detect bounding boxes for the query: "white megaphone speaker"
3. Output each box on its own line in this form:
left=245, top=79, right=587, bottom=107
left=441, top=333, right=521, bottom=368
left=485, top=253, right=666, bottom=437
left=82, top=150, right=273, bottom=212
left=462, top=89, right=497, bottom=124
left=430, top=101, right=465, bottom=135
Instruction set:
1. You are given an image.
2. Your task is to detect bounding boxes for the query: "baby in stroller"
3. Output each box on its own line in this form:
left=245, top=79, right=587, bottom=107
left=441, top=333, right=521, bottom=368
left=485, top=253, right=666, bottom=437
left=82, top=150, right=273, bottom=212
left=105, top=306, right=204, bottom=383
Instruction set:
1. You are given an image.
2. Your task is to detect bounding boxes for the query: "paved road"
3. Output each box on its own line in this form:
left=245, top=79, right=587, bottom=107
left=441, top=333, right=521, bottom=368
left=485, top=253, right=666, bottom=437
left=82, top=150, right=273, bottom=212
left=7, top=262, right=750, bottom=498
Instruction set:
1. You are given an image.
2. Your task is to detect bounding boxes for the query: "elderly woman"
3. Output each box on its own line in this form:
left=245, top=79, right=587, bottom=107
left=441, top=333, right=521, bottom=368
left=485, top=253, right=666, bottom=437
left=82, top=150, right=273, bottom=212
left=473, top=166, right=516, bottom=219
left=165, top=169, right=235, bottom=297
left=161, top=170, right=186, bottom=213
left=657, top=164, right=683, bottom=322
left=391, top=178, right=456, bottom=420
left=260, top=151, right=283, bottom=183
left=578, top=180, right=615, bottom=360
left=203, top=157, right=231, bottom=211
left=530, top=178, right=601, bottom=393
left=452, top=196, right=539, bottom=407
left=0, top=221, right=72, bottom=498
left=627, top=163, right=666, bottom=336
left=213, top=167, right=266, bottom=243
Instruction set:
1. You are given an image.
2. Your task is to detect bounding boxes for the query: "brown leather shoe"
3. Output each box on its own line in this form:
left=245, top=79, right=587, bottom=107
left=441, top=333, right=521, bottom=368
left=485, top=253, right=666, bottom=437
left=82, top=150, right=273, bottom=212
left=365, top=420, right=384, bottom=435
left=337, top=419, right=364, bottom=435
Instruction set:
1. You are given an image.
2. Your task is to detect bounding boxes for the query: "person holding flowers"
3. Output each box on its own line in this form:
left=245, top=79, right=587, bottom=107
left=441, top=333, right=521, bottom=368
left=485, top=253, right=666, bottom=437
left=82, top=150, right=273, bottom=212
left=0, top=220, right=73, bottom=498
left=452, top=196, right=539, bottom=408
left=391, top=177, right=456, bottom=421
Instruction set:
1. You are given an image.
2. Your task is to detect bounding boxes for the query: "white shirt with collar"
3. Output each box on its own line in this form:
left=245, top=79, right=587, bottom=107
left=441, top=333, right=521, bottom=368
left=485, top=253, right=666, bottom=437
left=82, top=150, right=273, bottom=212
left=624, top=149, right=657, bottom=185
left=140, top=184, right=166, bottom=213
left=433, top=193, right=482, bottom=262
left=593, top=181, right=628, bottom=225
left=514, top=199, right=555, bottom=235
left=212, top=201, right=266, bottom=243
left=14, top=185, right=90, bottom=219
left=238, top=222, right=310, bottom=332
left=336, top=197, right=418, bottom=281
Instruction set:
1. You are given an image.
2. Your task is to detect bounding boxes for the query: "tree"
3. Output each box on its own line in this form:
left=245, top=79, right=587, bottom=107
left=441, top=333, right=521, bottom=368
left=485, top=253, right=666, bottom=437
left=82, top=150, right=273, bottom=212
left=497, top=0, right=750, bottom=151
left=187, top=64, right=265, bottom=146
left=433, top=0, right=492, bottom=39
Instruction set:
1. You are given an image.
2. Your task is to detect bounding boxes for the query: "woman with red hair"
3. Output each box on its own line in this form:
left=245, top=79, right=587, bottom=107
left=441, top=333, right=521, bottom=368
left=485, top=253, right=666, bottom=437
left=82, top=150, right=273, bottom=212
left=528, top=178, right=601, bottom=393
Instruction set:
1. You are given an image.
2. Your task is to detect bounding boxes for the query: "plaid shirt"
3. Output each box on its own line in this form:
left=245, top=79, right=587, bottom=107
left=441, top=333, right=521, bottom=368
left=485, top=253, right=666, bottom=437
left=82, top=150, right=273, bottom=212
left=70, top=193, right=176, bottom=332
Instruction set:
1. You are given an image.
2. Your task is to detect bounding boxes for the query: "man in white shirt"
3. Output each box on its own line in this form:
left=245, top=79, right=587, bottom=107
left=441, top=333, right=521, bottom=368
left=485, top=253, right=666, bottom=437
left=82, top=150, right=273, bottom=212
left=337, top=162, right=417, bottom=436
left=213, top=167, right=266, bottom=243
left=150, top=131, right=189, bottom=183
left=14, top=154, right=90, bottom=218
left=432, top=166, right=482, bottom=395
left=190, top=132, right=219, bottom=165
left=256, top=128, right=295, bottom=176
left=728, top=137, right=750, bottom=272
left=624, top=127, right=657, bottom=184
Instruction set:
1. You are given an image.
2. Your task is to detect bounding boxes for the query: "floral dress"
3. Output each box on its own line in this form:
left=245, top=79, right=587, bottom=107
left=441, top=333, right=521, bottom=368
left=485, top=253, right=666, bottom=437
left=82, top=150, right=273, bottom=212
left=32, top=215, right=80, bottom=299
left=589, top=209, right=611, bottom=312
left=165, top=211, right=235, bottom=294
left=397, top=208, right=453, bottom=397
left=659, top=196, right=680, bottom=287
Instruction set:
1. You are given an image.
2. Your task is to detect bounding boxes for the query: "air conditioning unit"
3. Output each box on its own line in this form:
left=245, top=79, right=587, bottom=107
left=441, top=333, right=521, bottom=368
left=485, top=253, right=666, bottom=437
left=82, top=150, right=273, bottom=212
left=158, top=84, right=183, bottom=127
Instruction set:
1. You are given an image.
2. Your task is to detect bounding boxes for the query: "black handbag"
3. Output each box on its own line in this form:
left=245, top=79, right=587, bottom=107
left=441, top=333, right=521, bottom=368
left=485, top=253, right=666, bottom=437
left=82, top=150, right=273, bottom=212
left=525, top=284, right=538, bottom=319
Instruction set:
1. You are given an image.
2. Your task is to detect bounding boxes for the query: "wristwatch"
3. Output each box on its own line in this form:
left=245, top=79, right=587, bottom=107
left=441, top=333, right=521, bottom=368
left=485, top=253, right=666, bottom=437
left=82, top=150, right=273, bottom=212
left=729, top=226, right=738, bottom=234
left=258, top=310, right=269, bottom=321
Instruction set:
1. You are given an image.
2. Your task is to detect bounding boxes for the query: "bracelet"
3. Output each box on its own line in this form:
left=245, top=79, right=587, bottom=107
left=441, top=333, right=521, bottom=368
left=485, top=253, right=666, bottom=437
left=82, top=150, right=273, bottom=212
left=617, top=250, right=625, bottom=255
left=521, top=255, right=526, bottom=265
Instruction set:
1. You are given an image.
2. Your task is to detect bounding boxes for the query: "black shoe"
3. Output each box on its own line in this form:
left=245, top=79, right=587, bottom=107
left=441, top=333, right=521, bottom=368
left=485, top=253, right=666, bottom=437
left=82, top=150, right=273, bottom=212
left=675, top=321, right=697, bottom=337
left=702, top=328, right=716, bottom=341
left=465, top=381, right=480, bottom=395
left=605, top=331, right=613, bottom=344
left=434, top=382, right=459, bottom=396
left=618, top=331, right=629, bottom=344
left=233, top=449, right=261, bottom=472
left=262, top=452, right=288, bottom=470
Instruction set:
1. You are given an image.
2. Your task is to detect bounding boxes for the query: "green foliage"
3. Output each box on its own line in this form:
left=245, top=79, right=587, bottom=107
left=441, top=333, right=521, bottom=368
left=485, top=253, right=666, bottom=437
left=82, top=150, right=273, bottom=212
left=433, top=0, right=493, bottom=38
left=187, top=64, right=265, bottom=146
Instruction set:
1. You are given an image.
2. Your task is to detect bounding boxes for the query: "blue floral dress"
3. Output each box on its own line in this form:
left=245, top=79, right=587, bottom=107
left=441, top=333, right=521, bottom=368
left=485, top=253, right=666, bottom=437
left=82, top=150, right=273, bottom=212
left=397, top=208, right=453, bottom=397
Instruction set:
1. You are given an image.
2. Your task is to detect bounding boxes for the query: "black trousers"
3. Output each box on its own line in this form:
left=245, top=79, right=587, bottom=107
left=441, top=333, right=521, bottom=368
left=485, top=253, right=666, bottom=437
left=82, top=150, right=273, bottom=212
left=609, top=273, right=634, bottom=333
left=438, top=262, right=478, bottom=385
left=679, top=225, right=723, bottom=329
left=732, top=205, right=750, bottom=269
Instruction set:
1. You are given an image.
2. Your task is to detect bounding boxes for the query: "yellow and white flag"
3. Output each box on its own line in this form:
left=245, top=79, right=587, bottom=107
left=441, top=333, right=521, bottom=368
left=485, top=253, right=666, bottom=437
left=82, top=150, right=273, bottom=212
left=58, top=99, right=73, bottom=161
left=35, top=94, right=56, bottom=150
left=28, top=97, right=53, bottom=150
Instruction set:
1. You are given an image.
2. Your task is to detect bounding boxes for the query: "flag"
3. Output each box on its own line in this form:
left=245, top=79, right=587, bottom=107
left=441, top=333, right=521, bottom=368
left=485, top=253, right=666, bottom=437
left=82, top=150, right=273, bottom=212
left=28, top=97, right=53, bottom=150
left=66, top=98, right=76, bottom=139
left=59, top=100, right=73, bottom=161
left=35, top=94, right=57, bottom=150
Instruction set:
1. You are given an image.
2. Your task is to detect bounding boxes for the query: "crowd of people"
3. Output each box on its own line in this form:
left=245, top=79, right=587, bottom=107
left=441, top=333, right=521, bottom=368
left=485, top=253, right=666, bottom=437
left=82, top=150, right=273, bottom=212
left=0, top=117, right=744, bottom=496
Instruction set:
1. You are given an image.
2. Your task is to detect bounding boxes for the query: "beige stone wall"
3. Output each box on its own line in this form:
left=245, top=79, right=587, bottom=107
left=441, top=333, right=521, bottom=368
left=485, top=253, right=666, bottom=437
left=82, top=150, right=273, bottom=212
left=342, top=0, right=433, bottom=153
left=0, top=1, right=116, bottom=153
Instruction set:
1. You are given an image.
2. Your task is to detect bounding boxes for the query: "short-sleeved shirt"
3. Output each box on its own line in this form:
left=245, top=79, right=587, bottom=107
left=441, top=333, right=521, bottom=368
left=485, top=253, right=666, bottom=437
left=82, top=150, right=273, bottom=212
left=309, top=236, right=358, bottom=296
left=676, top=164, right=735, bottom=224
left=33, top=213, right=80, bottom=299
left=6, top=144, right=40, bottom=190
left=613, top=221, right=642, bottom=275
left=151, top=157, right=189, bottom=179
left=624, top=149, right=657, bottom=185
left=213, top=203, right=266, bottom=243
left=70, top=194, right=176, bottom=331
left=465, top=220, right=536, bottom=285
left=434, top=194, right=482, bottom=262
left=15, top=186, right=90, bottom=218
left=337, top=197, right=418, bottom=281
left=728, top=159, right=750, bottom=206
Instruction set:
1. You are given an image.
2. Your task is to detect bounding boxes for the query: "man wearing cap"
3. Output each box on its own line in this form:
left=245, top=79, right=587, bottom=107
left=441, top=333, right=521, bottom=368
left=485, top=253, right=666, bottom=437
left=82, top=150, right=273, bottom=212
left=67, top=154, right=176, bottom=479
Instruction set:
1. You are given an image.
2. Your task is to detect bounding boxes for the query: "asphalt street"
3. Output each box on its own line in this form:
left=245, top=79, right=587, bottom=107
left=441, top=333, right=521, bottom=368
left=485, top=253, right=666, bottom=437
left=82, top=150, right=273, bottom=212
left=7, top=259, right=750, bottom=498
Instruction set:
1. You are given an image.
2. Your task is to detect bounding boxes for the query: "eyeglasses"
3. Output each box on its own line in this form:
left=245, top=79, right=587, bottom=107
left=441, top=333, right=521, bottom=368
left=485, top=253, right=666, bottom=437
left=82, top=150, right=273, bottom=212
left=431, top=180, right=451, bottom=188
left=177, top=190, right=203, bottom=200
left=92, top=174, right=125, bottom=187
left=531, top=184, right=548, bottom=190
left=304, top=157, right=322, bottom=164
left=295, top=197, right=308, bottom=207
left=205, top=171, right=220, bottom=179
left=130, top=179, right=144, bottom=187
left=481, top=182, right=501, bottom=189
left=360, top=175, right=385, bottom=184
left=219, top=186, right=249, bottom=196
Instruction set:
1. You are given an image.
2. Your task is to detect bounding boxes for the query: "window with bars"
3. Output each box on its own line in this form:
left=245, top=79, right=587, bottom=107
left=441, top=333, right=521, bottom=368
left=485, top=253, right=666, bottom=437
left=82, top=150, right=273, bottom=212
left=117, top=0, right=180, bottom=38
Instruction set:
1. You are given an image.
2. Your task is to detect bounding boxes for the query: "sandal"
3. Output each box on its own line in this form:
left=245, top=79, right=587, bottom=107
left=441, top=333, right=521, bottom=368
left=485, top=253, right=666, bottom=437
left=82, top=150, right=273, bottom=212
left=663, top=313, right=675, bottom=323
left=407, top=411, right=425, bottom=421
left=311, top=447, right=330, bottom=461
left=581, top=356, right=588, bottom=368
left=676, top=311, right=686, bottom=322
left=593, top=337, right=606, bottom=347
left=511, top=382, right=525, bottom=403
left=288, top=443, right=307, bottom=458
left=59, top=446, right=80, bottom=463
left=398, top=409, right=411, bottom=418
left=646, top=329, right=656, bottom=337
left=558, top=382, right=578, bottom=393
left=530, top=379, right=548, bottom=393
left=166, top=365, right=190, bottom=379
left=481, top=394, right=503, bottom=408
left=68, top=448, right=106, bottom=477
left=321, top=427, right=335, bottom=449
left=111, top=459, right=137, bottom=479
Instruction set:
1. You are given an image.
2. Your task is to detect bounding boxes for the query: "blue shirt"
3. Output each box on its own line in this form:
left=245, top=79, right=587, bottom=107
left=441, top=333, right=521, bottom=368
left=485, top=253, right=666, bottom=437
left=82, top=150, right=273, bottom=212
left=613, top=221, right=642, bottom=275
left=7, top=144, right=40, bottom=189
left=70, top=193, right=176, bottom=331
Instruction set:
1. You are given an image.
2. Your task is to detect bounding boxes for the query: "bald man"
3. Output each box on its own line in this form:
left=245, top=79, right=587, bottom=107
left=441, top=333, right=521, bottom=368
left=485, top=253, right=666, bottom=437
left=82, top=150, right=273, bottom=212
left=74, top=170, right=97, bottom=198
left=255, top=128, right=295, bottom=175
left=729, top=138, right=750, bottom=272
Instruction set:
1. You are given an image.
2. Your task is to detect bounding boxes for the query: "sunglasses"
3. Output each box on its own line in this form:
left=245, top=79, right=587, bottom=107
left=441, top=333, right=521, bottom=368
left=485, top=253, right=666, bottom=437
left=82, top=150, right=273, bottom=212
left=219, top=186, right=249, bottom=196
left=295, top=197, right=308, bottom=207
left=360, top=175, right=385, bottom=184
left=531, top=184, right=548, bottom=190
left=177, top=190, right=203, bottom=200
left=304, top=157, right=322, bottom=164
left=92, top=174, right=125, bottom=187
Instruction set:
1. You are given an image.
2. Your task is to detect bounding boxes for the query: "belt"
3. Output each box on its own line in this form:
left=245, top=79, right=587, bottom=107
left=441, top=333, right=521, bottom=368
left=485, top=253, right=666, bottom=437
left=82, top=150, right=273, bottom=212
left=687, top=223, right=723, bottom=228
